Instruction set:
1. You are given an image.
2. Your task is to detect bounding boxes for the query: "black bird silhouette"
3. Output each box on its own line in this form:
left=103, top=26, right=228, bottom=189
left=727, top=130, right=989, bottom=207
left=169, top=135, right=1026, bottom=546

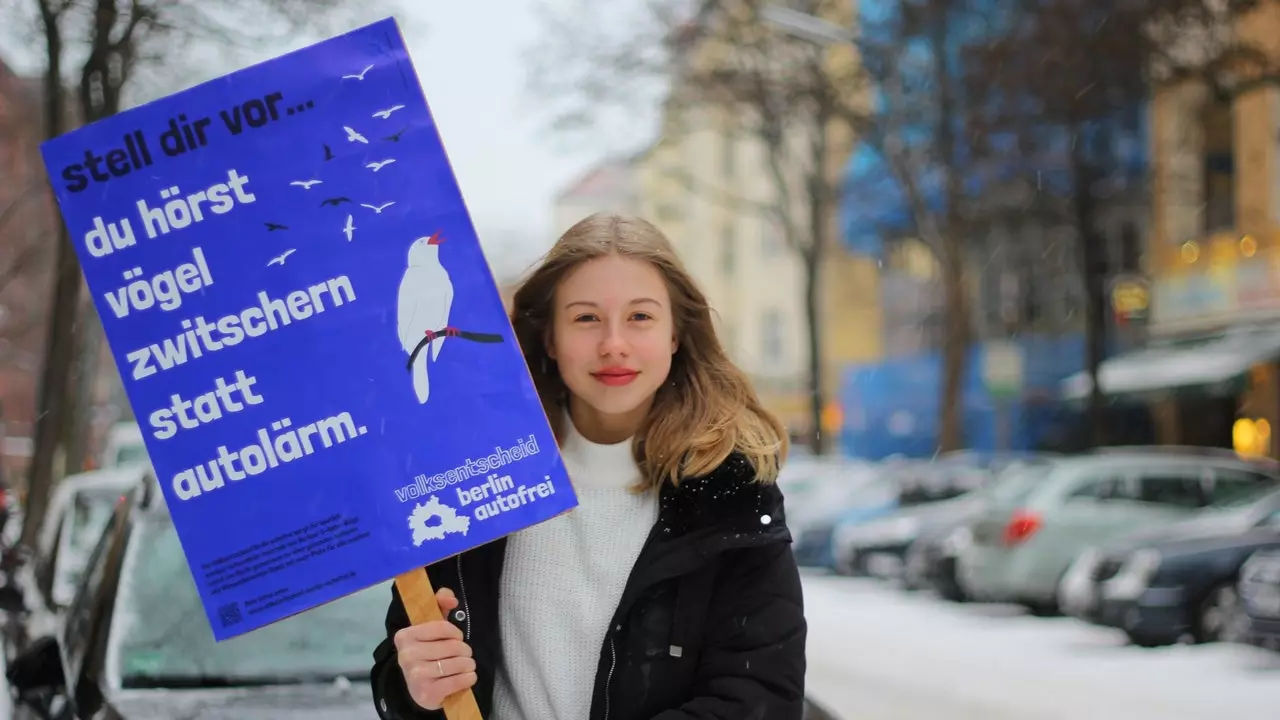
left=384, top=128, right=406, bottom=142
left=323, top=143, right=335, bottom=161
left=320, top=197, right=353, bottom=207
left=265, top=222, right=288, bottom=231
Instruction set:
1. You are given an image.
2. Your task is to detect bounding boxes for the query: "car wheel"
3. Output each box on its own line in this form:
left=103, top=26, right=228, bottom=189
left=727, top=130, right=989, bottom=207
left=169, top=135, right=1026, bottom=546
left=1195, top=582, right=1249, bottom=644
left=935, top=557, right=968, bottom=602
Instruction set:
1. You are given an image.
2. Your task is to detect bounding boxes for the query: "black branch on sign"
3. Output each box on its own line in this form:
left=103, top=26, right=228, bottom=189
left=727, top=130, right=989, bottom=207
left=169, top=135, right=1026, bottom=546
left=406, top=328, right=504, bottom=370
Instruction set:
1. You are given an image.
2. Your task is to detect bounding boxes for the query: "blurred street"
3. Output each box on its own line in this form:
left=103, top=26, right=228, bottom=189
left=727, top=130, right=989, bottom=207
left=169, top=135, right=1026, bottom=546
left=803, top=573, right=1280, bottom=720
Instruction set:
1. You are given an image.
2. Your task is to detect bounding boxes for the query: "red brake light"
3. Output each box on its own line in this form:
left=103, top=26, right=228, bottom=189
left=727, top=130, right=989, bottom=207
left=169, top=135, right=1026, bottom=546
left=1002, top=509, right=1042, bottom=546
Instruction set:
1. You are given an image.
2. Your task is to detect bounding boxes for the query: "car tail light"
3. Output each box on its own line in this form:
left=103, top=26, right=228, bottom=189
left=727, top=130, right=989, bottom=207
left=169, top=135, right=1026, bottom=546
left=1001, top=509, right=1041, bottom=546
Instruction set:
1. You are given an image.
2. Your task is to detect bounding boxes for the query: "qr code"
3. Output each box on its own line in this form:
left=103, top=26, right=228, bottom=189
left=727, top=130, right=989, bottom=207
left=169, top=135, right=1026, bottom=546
left=218, top=601, right=243, bottom=627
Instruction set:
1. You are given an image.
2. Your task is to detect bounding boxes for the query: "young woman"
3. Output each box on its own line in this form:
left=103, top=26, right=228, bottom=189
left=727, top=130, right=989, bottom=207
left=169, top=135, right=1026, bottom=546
left=371, top=212, right=806, bottom=720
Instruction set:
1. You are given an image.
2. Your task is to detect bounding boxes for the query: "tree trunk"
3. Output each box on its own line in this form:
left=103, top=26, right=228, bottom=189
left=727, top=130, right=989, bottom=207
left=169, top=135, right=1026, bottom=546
left=804, top=101, right=832, bottom=455
left=804, top=243, right=825, bottom=454
left=939, top=233, right=969, bottom=452
left=66, top=305, right=101, bottom=474
left=1069, top=126, right=1108, bottom=446
left=931, top=4, right=968, bottom=453
left=21, top=0, right=75, bottom=551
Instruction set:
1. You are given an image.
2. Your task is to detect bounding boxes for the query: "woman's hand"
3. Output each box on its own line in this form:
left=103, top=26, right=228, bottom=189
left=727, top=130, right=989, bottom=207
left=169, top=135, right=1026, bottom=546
left=393, top=587, right=478, bottom=710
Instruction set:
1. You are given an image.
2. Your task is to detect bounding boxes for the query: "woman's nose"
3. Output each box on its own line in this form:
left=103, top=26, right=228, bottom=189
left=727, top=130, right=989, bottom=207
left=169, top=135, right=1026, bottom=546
left=598, top=322, right=630, bottom=357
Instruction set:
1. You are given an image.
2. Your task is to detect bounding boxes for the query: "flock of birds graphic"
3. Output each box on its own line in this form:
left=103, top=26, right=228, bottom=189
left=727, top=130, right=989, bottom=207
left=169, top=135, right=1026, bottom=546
left=264, top=63, right=407, bottom=268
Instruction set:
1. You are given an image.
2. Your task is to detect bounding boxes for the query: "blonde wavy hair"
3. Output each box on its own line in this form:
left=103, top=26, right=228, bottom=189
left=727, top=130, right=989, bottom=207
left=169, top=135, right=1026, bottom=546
left=510, top=212, right=788, bottom=491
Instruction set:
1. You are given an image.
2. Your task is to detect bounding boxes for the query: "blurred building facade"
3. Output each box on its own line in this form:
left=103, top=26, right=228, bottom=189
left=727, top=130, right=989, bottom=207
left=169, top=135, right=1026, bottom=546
left=1070, top=3, right=1280, bottom=460
left=838, top=0, right=1152, bottom=459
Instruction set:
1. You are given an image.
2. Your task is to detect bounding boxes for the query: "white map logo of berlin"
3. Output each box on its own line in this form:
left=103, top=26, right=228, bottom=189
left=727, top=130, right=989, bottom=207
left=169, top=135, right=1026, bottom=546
left=408, top=495, right=471, bottom=546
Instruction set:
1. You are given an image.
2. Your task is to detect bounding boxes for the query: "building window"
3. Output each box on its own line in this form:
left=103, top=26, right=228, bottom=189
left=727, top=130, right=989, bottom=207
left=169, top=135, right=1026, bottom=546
left=761, top=309, right=784, bottom=367
left=720, top=223, right=735, bottom=275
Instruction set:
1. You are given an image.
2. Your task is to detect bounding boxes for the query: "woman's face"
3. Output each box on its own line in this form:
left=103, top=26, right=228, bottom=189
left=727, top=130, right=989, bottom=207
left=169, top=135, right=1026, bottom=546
left=549, top=254, right=677, bottom=441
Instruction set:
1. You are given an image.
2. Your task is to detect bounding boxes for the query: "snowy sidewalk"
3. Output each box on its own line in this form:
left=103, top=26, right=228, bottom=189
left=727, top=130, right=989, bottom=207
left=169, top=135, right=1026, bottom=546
left=803, top=574, right=1280, bottom=719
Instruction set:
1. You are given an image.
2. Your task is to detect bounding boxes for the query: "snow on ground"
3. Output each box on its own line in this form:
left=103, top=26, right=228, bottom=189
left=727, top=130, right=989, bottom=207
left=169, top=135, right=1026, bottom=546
left=803, top=573, right=1280, bottom=720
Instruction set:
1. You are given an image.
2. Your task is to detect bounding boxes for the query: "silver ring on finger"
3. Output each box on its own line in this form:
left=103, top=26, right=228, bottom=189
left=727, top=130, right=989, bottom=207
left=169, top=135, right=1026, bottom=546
left=437, top=659, right=444, bottom=677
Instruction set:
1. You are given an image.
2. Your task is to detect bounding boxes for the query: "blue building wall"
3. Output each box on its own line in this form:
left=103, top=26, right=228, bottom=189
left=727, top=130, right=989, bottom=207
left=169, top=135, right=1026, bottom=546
left=834, top=2, right=1151, bottom=460
left=838, top=334, right=1086, bottom=459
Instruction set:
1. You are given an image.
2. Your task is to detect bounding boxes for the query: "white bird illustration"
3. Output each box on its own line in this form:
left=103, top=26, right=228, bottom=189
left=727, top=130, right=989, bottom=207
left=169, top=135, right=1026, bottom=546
left=344, top=126, right=368, bottom=144
left=397, top=232, right=453, bottom=404
left=361, top=202, right=396, bottom=214
left=373, top=105, right=405, bottom=119
left=342, top=64, right=374, bottom=80
left=343, top=215, right=356, bottom=242
left=289, top=180, right=322, bottom=189
left=366, top=158, right=396, bottom=171
left=267, top=249, right=297, bottom=266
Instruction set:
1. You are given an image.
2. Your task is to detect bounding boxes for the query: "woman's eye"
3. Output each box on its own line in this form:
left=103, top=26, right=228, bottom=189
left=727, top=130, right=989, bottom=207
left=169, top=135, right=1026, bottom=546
left=573, top=314, right=598, bottom=323
left=631, top=312, right=653, bottom=321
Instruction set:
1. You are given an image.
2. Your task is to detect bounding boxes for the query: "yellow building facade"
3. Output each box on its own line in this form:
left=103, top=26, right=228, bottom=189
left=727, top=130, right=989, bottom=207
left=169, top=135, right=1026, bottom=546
left=633, top=0, right=882, bottom=444
left=1138, top=4, right=1280, bottom=457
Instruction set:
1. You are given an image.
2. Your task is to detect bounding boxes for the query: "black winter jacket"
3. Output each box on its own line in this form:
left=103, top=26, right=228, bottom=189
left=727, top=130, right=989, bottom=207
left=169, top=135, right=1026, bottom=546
left=370, top=453, right=807, bottom=720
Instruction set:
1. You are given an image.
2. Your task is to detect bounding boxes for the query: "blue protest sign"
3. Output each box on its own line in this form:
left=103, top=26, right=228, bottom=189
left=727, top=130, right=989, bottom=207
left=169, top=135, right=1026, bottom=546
left=40, top=17, right=577, bottom=641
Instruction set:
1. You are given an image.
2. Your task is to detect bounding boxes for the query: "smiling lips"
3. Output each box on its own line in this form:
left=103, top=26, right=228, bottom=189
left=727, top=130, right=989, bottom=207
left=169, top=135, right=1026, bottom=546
left=591, top=367, right=639, bottom=386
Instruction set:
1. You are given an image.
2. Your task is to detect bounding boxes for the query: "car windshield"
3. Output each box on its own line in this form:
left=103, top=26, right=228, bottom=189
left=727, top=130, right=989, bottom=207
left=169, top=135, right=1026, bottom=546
left=108, top=515, right=387, bottom=687
left=53, top=488, right=124, bottom=598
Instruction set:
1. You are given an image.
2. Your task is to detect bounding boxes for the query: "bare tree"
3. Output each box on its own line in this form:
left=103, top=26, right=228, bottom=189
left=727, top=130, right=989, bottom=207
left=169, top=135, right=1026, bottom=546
left=967, top=0, right=1262, bottom=445
left=21, top=0, right=393, bottom=549
left=529, top=0, right=869, bottom=453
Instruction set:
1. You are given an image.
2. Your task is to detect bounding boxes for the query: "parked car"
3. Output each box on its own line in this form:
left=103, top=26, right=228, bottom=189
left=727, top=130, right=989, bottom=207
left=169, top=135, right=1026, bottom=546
left=957, top=451, right=1280, bottom=615
left=814, top=461, right=929, bottom=572
left=6, top=478, right=385, bottom=719
left=902, top=458, right=1060, bottom=598
left=1239, top=547, right=1280, bottom=650
left=97, top=422, right=148, bottom=470
left=787, top=462, right=879, bottom=568
left=1059, top=487, right=1280, bottom=646
left=7, top=464, right=154, bottom=658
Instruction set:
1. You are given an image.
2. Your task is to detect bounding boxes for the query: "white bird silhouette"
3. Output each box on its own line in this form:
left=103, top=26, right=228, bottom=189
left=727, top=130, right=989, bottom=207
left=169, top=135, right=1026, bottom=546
left=343, top=215, right=356, bottom=242
left=373, top=105, right=405, bottom=119
left=267, top=249, right=297, bottom=266
left=342, top=64, right=374, bottom=80
left=289, top=180, right=322, bottom=189
left=366, top=158, right=396, bottom=171
left=361, top=202, right=396, bottom=214
left=344, top=126, right=368, bottom=144
left=397, top=232, right=453, bottom=404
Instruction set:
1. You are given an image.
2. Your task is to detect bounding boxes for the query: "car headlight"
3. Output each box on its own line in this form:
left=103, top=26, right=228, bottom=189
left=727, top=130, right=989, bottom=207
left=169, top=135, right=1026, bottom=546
left=1102, top=548, right=1161, bottom=600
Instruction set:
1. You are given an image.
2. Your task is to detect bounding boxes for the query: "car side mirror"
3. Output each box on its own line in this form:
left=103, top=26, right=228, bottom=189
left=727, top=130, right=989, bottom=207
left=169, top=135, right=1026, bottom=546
left=6, top=635, right=65, bottom=693
left=0, top=583, right=25, bottom=613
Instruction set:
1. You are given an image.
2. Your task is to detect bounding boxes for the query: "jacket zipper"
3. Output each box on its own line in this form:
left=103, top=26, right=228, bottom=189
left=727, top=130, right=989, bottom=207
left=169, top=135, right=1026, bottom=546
left=603, top=632, right=617, bottom=720
left=456, top=554, right=471, bottom=641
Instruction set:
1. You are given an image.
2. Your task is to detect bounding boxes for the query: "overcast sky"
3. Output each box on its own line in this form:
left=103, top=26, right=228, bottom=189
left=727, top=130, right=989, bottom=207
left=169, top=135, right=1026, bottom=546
left=1, top=1, right=652, bottom=281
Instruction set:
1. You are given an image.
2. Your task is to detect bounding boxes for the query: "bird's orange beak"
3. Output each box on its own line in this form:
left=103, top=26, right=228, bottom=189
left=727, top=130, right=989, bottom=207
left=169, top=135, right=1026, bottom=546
left=426, top=231, right=445, bottom=245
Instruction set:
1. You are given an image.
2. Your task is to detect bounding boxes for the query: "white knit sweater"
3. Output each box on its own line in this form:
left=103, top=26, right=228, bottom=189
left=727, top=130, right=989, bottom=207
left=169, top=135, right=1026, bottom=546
left=489, top=421, right=659, bottom=720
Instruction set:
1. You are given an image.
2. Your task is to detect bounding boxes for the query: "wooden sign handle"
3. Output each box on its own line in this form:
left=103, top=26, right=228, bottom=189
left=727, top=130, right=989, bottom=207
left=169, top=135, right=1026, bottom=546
left=394, top=568, right=484, bottom=720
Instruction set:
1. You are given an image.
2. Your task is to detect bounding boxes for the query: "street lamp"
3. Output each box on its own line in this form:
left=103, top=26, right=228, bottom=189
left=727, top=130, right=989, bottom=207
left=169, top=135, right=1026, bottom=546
left=760, top=4, right=854, bottom=46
